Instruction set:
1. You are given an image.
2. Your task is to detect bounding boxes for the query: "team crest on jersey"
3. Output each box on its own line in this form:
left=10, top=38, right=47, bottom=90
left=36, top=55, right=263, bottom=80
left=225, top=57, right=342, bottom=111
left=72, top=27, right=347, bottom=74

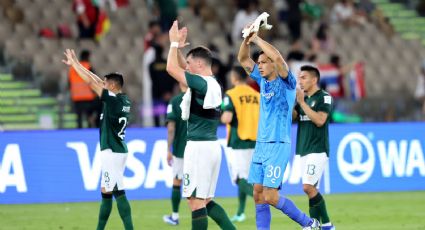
left=262, top=92, right=275, bottom=99
left=310, top=101, right=316, bottom=107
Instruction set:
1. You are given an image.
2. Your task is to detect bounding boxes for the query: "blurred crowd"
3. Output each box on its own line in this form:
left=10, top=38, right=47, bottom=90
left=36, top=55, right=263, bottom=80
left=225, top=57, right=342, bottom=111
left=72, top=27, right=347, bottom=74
left=1, top=0, right=425, bottom=128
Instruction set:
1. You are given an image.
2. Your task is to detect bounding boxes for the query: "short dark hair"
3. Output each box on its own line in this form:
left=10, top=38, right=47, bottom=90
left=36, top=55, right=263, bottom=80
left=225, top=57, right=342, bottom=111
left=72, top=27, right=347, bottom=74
left=252, top=50, right=261, bottom=62
left=300, top=65, right=320, bottom=82
left=186, top=46, right=212, bottom=65
left=104, top=72, right=124, bottom=88
left=257, top=51, right=272, bottom=62
left=80, top=49, right=90, bottom=61
left=232, top=66, right=247, bottom=81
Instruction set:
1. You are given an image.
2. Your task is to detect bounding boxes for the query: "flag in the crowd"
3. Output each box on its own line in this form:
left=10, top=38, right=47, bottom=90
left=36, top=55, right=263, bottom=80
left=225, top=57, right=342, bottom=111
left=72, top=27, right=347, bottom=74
left=349, top=62, right=366, bottom=100
left=95, top=9, right=110, bottom=41
left=318, top=64, right=343, bottom=98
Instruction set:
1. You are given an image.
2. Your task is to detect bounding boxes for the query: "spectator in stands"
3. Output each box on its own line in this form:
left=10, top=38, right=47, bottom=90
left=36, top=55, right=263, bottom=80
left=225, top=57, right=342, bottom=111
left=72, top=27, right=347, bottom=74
left=329, top=54, right=346, bottom=99
left=144, top=20, right=162, bottom=50
left=232, top=0, right=259, bottom=45
left=149, top=36, right=178, bottom=126
left=311, top=22, right=334, bottom=54
left=155, top=0, right=178, bottom=31
left=73, top=0, right=99, bottom=39
left=209, top=43, right=231, bottom=91
left=287, top=39, right=305, bottom=62
left=414, top=60, right=425, bottom=120
left=285, top=0, right=303, bottom=42
left=68, top=50, right=101, bottom=128
left=417, top=0, right=425, bottom=17
left=357, top=0, right=376, bottom=19
left=330, top=0, right=366, bottom=26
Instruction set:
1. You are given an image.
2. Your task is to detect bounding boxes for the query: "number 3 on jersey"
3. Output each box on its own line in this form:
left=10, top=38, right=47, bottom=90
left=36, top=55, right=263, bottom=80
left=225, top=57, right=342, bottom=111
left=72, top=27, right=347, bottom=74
left=118, top=117, right=127, bottom=140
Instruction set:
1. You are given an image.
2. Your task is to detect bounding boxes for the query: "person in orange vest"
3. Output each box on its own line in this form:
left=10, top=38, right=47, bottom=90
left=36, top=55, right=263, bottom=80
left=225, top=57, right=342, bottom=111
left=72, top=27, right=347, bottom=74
left=69, top=49, right=101, bottom=128
left=221, top=66, right=260, bottom=222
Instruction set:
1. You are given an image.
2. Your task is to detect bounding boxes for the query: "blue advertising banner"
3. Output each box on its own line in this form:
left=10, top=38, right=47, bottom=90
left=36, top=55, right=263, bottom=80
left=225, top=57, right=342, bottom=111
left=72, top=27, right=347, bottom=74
left=0, top=123, right=424, bottom=204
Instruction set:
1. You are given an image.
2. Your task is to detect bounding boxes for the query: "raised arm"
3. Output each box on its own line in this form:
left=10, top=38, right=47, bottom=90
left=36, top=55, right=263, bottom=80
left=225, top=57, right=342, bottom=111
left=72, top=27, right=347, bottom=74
left=62, top=49, right=104, bottom=96
left=166, top=20, right=187, bottom=86
left=177, top=27, right=189, bottom=69
left=251, top=34, right=289, bottom=78
left=237, top=35, right=255, bottom=74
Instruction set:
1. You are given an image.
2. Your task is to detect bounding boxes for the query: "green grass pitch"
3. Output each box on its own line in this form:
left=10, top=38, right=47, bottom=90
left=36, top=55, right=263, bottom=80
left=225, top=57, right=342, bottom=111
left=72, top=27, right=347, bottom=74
left=1, top=191, right=424, bottom=229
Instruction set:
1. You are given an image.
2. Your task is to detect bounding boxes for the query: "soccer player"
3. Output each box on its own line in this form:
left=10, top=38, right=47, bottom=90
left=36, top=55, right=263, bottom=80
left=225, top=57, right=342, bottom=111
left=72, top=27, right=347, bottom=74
left=163, top=83, right=188, bottom=225
left=293, top=65, right=335, bottom=230
left=166, top=20, right=236, bottom=230
left=238, top=31, right=320, bottom=230
left=62, top=49, right=133, bottom=230
left=221, top=66, right=259, bottom=222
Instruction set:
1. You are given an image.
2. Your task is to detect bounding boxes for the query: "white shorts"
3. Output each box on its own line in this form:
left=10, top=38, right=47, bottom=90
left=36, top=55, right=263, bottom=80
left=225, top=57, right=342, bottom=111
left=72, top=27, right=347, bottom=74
left=230, top=148, right=254, bottom=182
left=172, top=156, right=184, bottom=180
left=100, top=149, right=128, bottom=192
left=182, top=140, right=222, bottom=199
left=299, top=152, right=328, bottom=188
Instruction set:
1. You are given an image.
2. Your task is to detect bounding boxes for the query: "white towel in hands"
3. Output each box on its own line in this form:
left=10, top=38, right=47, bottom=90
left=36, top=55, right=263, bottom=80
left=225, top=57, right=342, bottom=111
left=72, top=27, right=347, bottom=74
left=203, top=76, right=222, bottom=109
left=242, top=12, right=273, bottom=39
left=179, top=76, right=222, bottom=121
left=180, top=88, right=191, bottom=121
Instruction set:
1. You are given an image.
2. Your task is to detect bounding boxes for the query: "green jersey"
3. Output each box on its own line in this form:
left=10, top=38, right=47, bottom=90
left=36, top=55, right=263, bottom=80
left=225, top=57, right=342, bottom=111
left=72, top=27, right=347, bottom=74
left=221, top=94, right=256, bottom=149
left=166, top=92, right=187, bottom=158
left=185, top=72, right=220, bottom=141
left=99, top=89, right=131, bottom=153
left=295, top=89, right=333, bottom=157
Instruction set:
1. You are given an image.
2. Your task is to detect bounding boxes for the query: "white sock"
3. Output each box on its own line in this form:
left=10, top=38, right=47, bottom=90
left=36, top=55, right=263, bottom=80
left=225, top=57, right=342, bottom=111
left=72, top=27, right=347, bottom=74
left=322, top=222, right=332, bottom=227
left=172, top=212, right=179, bottom=220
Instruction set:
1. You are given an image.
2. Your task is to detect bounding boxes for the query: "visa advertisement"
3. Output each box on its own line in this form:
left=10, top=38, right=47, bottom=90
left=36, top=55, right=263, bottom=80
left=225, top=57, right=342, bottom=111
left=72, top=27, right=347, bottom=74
left=0, top=123, right=424, bottom=204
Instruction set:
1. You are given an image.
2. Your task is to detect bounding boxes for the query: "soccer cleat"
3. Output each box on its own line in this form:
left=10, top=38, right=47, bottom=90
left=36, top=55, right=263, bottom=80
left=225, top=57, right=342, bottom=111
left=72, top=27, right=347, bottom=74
left=163, top=215, right=179, bottom=225
left=230, top=213, right=246, bottom=222
left=302, top=218, right=320, bottom=230
left=321, top=223, right=335, bottom=230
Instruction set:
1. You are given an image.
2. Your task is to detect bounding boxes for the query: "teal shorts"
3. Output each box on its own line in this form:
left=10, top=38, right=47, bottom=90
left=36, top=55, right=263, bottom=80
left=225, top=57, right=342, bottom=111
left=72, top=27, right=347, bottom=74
left=248, top=142, right=291, bottom=188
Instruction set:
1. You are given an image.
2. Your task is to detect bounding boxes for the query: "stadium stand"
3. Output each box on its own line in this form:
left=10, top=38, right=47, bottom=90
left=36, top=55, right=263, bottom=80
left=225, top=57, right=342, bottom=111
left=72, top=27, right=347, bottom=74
left=0, top=0, right=424, bottom=130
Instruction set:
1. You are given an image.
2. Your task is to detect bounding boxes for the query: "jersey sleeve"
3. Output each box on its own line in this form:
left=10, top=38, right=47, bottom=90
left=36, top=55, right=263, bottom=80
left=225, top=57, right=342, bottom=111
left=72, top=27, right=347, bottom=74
left=166, top=100, right=177, bottom=121
left=185, top=72, right=207, bottom=95
left=101, top=89, right=119, bottom=103
left=221, top=94, right=235, bottom=112
left=317, top=94, right=333, bottom=114
left=249, top=64, right=262, bottom=85
left=281, top=70, right=297, bottom=90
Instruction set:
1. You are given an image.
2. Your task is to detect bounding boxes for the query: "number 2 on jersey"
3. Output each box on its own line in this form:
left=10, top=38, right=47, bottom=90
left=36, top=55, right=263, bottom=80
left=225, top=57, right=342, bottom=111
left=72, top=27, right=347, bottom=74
left=118, top=117, right=127, bottom=140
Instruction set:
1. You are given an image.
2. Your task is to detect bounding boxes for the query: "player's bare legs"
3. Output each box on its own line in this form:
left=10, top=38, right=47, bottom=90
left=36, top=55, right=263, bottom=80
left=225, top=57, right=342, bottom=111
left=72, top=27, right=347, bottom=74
left=303, top=184, right=318, bottom=198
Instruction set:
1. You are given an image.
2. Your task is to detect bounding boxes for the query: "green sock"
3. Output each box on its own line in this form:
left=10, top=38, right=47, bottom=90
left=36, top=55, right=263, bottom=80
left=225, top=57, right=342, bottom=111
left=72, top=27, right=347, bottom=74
left=317, top=193, right=330, bottom=223
left=192, top=208, right=208, bottom=230
left=206, top=201, right=236, bottom=230
left=238, top=178, right=253, bottom=197
left=96, top=194, right=113, bottom=230
left=115, top=192, right=134, bottom=230
left=171, top=185, right=181, bottom=213
left=236, top=185, right=247, bottom=215
left=309, top=193, right=330, bottom=224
